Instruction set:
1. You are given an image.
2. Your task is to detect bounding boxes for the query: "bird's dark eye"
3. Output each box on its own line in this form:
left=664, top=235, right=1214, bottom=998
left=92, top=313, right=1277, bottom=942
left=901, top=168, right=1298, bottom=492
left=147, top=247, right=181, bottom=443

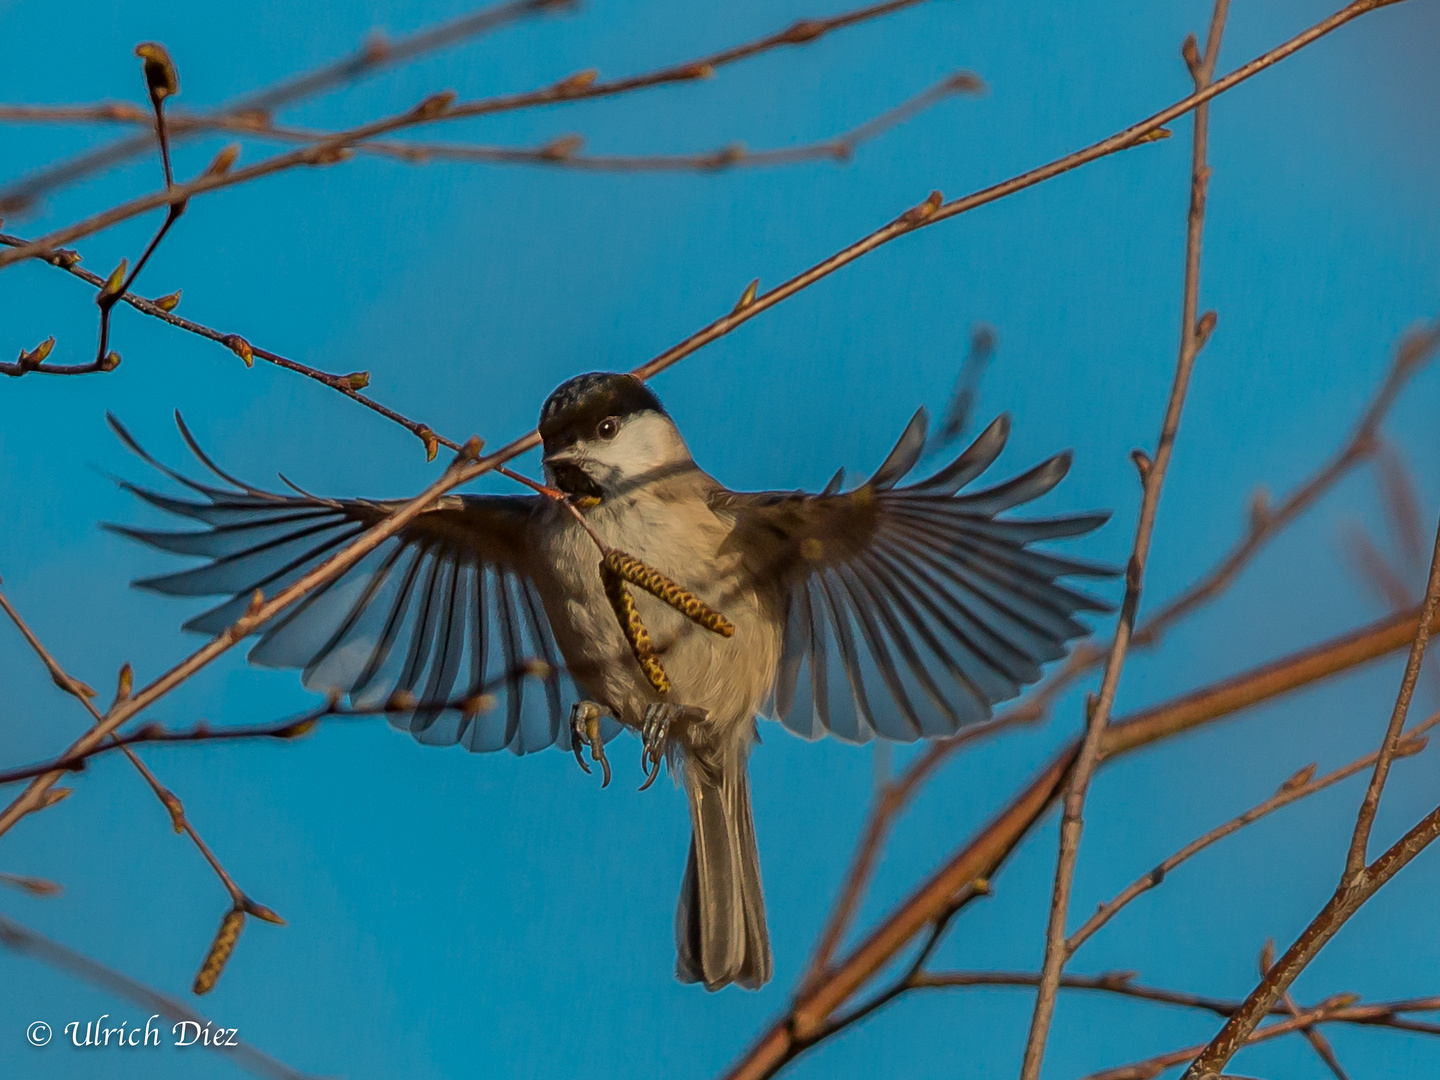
left=596, top=417, right=619, bottom=440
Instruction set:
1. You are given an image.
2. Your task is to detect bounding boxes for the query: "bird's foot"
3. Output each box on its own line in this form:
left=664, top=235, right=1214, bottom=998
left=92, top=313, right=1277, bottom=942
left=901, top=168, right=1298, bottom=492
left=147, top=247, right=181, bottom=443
left=639, top=703, right=705, bottom=791
left=570, top=701, right=611, bottom=788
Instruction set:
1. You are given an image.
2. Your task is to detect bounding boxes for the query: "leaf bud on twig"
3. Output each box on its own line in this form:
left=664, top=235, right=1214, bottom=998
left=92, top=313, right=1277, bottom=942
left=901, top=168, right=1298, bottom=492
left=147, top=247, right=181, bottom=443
left=134, top=42, right=179, bottom=103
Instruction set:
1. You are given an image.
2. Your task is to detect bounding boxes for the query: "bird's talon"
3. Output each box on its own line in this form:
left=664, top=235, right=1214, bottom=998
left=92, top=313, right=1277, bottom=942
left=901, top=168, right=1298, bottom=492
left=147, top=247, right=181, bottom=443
left=638, top=703, right=701, bottom=792
left=638, top=753, right=663, bottom=792
left=570, top=701, right=610, bottom=787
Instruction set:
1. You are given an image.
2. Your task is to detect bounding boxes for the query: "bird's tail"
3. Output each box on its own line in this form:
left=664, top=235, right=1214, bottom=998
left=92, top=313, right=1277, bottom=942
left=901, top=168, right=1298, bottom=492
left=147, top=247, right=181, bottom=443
left=676, top=752, right=772, bottom=991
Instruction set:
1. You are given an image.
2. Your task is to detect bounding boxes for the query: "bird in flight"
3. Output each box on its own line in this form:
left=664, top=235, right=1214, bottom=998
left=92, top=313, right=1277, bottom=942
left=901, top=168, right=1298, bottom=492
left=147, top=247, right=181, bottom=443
left=109, top=372, right=1113, bottom=992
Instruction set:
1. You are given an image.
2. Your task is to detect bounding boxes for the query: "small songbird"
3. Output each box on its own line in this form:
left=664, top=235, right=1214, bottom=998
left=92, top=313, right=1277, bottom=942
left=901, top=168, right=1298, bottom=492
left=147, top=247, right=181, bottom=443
left=108, top=372, right=1113, bottom=991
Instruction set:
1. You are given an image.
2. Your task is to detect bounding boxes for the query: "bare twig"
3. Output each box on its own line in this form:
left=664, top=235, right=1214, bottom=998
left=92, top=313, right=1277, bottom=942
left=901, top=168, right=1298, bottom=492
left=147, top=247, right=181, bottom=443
left=0, top=583, right=274, bottom=922
left=1259, top=940, right=1354, bottom=1080
left=1088, top=995, right=1440, bottom=1080
left=1066, top=709, right=1438, bottom=954
left=0, top=871, right=62, bottom=896
left=0, top=230, right=440, bottom=456
left=0, top=0, right=578, bottom=213
left=185, top=69, right=981, bottom=172
left=3, top=72, right=980, bottom=176
left=1346, top=526, right=1417, bottom=612
left=1020, top=9, right=1229, bottom=1074
left=0, top=911, right=319, bottom=1080
left=1345, top=516, right=1440, bottom=879
left=909, top=970, right=1440, bottom=1035
left=0, top=662, right=549, bottom=787
left=93, top=43, right=188, bottom=369
left=1181, top=515, right=1440, bottom=1078
left=0, top=335, right=115, bottom=377
left=1138, top=319, right=1440, bottom=650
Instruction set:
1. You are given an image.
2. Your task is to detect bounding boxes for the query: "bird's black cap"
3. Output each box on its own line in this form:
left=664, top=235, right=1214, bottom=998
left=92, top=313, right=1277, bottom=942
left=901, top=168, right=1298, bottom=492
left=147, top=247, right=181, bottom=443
left=539, top=372, right=666, bottom=448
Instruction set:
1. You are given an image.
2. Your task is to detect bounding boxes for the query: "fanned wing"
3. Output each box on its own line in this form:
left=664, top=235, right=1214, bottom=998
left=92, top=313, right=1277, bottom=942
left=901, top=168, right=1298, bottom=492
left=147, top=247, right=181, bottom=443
left=716, top=412, right=1115, bottom=744
left=106, top=413, right=606, bottom=755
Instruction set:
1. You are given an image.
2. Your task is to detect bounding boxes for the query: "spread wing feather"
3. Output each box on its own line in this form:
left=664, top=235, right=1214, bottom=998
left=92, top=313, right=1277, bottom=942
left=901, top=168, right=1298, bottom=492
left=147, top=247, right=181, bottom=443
left=716, top=412, right=1114, bottom=744
left=106, top=413, right=606, bottom=755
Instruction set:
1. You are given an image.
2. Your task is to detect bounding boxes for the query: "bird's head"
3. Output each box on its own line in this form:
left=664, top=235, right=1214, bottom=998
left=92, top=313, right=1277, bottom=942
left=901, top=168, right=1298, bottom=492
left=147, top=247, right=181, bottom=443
left=538, top=372, right=691, bottom=502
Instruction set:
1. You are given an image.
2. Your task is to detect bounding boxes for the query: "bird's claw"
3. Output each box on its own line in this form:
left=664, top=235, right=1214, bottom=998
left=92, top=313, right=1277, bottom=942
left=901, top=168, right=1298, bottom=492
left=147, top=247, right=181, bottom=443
left=570, top=701, right=611, bottom=788
left=638, top=703, right=689, bottom=792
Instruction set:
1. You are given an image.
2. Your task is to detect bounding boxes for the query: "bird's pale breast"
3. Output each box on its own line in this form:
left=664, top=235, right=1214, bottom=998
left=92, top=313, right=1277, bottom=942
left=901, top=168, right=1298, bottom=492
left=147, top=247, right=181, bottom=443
left=528, top=478, right=779, bottom=754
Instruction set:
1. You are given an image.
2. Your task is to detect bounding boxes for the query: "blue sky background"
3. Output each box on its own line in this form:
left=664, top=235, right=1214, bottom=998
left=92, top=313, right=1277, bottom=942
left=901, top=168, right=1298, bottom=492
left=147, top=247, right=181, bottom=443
left=2, top=0, right=1439, bottom=1077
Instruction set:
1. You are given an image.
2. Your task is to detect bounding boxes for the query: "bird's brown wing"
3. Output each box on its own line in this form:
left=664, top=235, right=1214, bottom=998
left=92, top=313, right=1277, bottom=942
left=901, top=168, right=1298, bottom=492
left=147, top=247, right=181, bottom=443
left=106, top=414, right=600, bottom=755
left=712, top=412, right=1115, bottom=743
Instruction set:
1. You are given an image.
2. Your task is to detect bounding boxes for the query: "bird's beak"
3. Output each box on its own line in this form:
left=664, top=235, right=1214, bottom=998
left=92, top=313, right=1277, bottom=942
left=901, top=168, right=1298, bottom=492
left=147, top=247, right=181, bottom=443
left=541, top=447, right=579, bottom=469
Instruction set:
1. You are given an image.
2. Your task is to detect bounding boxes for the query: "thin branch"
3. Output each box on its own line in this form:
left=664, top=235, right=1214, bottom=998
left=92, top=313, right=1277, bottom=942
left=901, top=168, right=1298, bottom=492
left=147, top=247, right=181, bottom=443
left=0, top=583, right=275, bottom=922
left=1180, top=512, right=1440, bottom=1079
left=0, top=0, right=577, bottom=213
left=0, top=871, right=62, bottom=896
left=94, top=44, right=187, bottom=369
left=0, top=230, right=440, bottom=455
left=1346, top=526, right=1417, bottom=612
left=1345, top=515, right=1440, bottom=879
left=815, top=881, right=993, bottom=1041
left=168, top=69, right=981, bottom=172
left=0, top=911, right=319, bottom=1080
left=1281, top=981, right=1353, bottom=1080
left=1, top=74, right=981, bottom=174
left=1135, top=319, right=1440, bottom=651
left=1020, top=8, right=1229, bottom=1074
left=0, top=661, right=550, bottom=787
left=910, top=970, right=1440, bottom=1035
left=0, top=335, right=115, bottom=377
left=1089, top=996, right=1440, bottom=1080
left=1066, top=710, right=1439, bottom=954
left=0, top=0, right=1403, bottom=276
left=723, top=601, right=1440, bottom=1080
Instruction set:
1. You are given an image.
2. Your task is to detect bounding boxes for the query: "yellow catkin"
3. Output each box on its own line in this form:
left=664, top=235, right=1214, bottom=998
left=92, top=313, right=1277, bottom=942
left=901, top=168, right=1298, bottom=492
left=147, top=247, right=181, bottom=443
left=601, top=565, right=671, bottom=694
left=192, top=909, right=245, bottom=995
left=603, top=550, right=735, bottom=638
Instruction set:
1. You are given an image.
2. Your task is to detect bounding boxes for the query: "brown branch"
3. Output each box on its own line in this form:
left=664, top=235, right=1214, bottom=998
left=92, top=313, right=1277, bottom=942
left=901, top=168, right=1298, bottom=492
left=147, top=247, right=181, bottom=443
left=0, top=583, right=277, bottom=926
left=0, top=335, right=117, bottom=377
left=1345, top=516, right=1440, bottom=879
left=0, top=230, right=441, bottom=456
left=0, top=0, right=577, bottom=214
left=722, top=600, right=1440, bottom=1080
left=1179, top=511, right=1440, bottom=1078
left=0, top=911, right=319, bottom=1080
left=0, top=662, right=551, bottom=787
left=94, top=44, right=187, bottom=369
left=1136, top=319, right=1440, bottom=651
left=1088, top=996, right=1440, bottom=1080
left=0, top=0, right=1402, bottom=276
left=909, top=970, right=1440, bottom=1035
left=160, top=69, right=981, bottom=173
left=1020, top=9, right=1228, bottom=1074
left=1265, top=938, right=1353, bottom=1080
left=1, top=74, right=980, bottom=175
left=1346, top=526, right=1417, bottom=612
left=0, top=871, right=62, bottom=896
left=1066, top=710, right=1439, bottom=955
